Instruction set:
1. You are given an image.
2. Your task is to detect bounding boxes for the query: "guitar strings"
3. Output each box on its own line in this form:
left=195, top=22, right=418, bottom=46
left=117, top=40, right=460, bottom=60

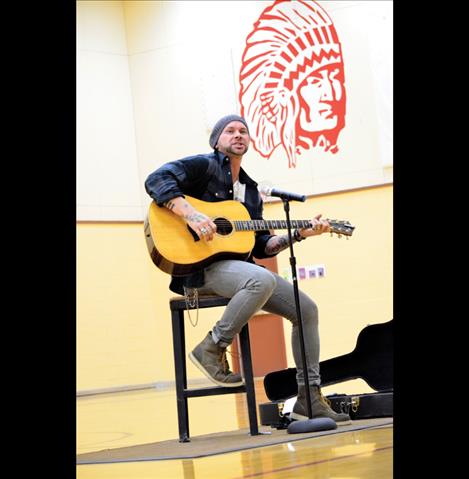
left=210, top=219, right=352, bottom=235
left=211, top=220, right=344, bottom=225
left=212, top=220, right=312, bottom=227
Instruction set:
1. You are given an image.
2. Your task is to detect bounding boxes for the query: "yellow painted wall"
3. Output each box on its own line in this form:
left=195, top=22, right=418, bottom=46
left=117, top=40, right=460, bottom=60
left=77, top=185, right=392, bottom=394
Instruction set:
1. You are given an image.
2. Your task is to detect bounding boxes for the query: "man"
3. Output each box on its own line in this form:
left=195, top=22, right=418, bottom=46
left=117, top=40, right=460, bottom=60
left=145, top=114, right=351, bottom=424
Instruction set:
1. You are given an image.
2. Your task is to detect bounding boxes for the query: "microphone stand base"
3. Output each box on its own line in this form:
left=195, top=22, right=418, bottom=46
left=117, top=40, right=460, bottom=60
left=287, top=417, right=337, bottom=434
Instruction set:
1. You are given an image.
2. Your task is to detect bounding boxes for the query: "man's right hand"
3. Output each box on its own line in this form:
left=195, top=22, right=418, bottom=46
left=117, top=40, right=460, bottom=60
left=164, top=197, right=217, bottom=241
left=184, top=211, right=217, bottom=241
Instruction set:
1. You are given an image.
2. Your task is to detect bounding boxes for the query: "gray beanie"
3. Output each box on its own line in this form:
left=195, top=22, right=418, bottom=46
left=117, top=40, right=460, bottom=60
left=209, top=114, right=249, bottom=149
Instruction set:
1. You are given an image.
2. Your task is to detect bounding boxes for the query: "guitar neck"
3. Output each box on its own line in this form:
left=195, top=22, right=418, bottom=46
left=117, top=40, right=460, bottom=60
left=234, top=219, right=311, bottom=231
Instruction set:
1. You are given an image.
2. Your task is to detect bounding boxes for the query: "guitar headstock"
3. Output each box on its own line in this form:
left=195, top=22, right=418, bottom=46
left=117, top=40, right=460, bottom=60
left=328, top=220, right=355, bottom=238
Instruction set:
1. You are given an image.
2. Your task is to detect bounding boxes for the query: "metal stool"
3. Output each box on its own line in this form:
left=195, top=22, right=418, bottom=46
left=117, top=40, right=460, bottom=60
left=170, top=294, right=259, bottom=442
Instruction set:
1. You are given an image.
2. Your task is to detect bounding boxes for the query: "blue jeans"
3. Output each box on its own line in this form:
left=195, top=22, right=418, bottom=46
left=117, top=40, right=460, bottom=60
left=197, top=260, right=320, bottom=386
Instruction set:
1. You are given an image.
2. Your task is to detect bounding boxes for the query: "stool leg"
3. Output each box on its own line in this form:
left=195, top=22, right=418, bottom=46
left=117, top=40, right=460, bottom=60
left=179, top=311, right=190, bottom=436
left=239, top=325, right=259, bottom=436
left=171, top=309, right=190, bottom=442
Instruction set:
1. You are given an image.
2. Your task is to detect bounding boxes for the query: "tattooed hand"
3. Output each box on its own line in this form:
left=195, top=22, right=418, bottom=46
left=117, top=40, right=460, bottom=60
left=164, top=197, right=217, bottom=241
left=184, top=211, right=217, bottom=241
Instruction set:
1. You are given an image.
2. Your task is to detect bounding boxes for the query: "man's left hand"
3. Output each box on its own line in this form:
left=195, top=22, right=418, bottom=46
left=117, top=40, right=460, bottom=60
left=298, top=214, right=330, bottom=238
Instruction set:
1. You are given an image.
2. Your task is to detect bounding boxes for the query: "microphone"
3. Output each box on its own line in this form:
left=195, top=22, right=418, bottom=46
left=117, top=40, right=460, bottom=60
left=259, top=186, right=306, bottom=202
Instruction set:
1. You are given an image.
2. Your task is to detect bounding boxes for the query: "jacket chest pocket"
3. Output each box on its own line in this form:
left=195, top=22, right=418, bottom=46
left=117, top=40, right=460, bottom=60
left=202, top=182, right=231, bottom=201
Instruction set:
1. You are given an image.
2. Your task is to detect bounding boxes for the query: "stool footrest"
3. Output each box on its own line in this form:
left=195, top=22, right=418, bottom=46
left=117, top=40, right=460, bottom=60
left=184, top=385, right=246, bottom=398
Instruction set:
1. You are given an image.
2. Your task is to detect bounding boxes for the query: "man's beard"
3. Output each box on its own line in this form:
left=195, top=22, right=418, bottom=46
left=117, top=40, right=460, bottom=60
left=227, top=143, right=248, bottom=155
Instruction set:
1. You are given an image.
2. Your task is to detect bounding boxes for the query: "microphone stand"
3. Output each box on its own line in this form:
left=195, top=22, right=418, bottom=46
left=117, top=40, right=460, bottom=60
left=282, top=198, right=313, bottom=420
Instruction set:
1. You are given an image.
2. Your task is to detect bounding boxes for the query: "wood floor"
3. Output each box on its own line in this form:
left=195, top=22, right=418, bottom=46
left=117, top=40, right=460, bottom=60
left=77, top=379, right=393, bottom=478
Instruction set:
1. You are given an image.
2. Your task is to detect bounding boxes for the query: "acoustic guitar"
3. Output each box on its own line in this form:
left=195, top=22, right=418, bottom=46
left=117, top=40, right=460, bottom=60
left=144, top=195, right=355, bottom=276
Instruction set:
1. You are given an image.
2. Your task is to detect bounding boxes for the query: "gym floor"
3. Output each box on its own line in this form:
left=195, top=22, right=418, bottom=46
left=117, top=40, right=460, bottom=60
left=76, top=379, right=393, bottom=478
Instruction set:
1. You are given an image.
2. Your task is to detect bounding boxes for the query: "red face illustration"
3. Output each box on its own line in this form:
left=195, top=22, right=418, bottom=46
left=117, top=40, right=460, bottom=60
left=295, top=64, right=346, bottom=155
left=239, top=0, right=346, bottom=167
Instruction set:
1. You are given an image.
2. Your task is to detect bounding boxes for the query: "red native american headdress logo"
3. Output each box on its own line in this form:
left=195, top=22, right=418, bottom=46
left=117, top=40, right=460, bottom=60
left=239, top=0, right=346, bottom=168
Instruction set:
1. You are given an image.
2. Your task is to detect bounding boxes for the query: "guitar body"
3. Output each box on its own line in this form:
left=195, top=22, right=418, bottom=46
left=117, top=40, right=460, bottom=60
left=144, top=196, right=255, bottom=276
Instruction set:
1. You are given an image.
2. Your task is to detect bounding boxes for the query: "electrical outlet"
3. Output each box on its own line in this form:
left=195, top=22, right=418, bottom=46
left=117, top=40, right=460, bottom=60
left=304, top=264, right=326, bottom=279
left=317, top=264, right=326, bottom=278
left=298, top=266, right=306, bottom=280
left=306, top=266, right=317, bottom=279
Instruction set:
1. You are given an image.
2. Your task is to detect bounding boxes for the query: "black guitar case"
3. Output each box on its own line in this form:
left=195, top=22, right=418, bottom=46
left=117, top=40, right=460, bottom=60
left=260, top=319, right=393, bottom=425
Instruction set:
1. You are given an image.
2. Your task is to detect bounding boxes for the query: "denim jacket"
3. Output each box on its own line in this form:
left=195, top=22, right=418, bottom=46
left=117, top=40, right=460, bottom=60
left=144, top=150, right=276, bottom=294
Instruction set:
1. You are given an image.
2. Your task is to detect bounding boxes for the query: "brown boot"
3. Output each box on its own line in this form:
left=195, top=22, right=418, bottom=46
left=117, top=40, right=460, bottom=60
left=291, top=385, right=352, bottom=425
left=189, top=332, right=243, bottom=387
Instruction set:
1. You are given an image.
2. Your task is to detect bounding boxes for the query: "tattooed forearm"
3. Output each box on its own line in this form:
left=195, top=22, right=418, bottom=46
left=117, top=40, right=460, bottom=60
left=265, top=234, right=296, bottom=255
left=184, top=212, right=206, bottom=223
left=165, top=200, right=176, bottom=211
left=164, top=197, right=195, bottom=217
left=163, top=196, right=213, bottom=232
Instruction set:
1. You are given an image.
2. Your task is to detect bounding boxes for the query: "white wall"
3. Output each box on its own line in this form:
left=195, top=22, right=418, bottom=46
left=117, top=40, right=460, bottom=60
left=77, top=0, right=393, bottom=221
left=77, top=0, right=142, bottom=221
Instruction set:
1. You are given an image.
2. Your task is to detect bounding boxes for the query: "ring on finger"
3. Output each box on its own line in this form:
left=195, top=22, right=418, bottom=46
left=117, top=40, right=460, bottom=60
left=200, top=227, right=207, bottom=234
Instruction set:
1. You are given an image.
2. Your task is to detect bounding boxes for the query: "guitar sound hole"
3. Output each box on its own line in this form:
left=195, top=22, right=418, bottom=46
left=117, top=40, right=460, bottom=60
left=214, top=217, right=233, bottom=236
